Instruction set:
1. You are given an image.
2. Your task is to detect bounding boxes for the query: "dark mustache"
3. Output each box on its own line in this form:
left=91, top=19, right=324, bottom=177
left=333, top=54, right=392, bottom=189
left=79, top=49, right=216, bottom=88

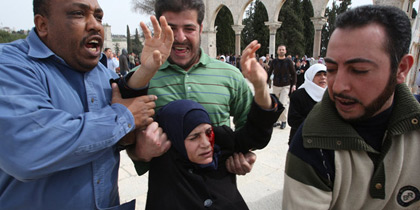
left=173, top=41, right=191, bottom=47
left=81, top=32, right=103, bottom=46
left=333, top=93, right=361, bottom=104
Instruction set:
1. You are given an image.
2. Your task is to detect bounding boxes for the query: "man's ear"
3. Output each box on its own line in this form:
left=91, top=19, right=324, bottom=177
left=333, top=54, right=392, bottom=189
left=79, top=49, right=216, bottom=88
left=34, top=14, right=48, bottom=38
left=396, top=54, right=414, bottom=84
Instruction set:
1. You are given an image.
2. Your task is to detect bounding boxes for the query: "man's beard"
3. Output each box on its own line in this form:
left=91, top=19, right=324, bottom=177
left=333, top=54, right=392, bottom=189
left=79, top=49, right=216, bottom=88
left=334, top=73, right=397, bottom=122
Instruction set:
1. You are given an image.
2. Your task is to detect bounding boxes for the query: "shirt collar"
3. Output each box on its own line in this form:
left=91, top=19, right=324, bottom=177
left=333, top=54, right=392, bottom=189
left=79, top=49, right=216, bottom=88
left=27, top=28, right=57, bottom=60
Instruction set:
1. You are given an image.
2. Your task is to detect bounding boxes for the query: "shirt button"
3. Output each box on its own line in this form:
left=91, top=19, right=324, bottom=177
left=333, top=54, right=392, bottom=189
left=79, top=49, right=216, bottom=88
left=187, top=86, right=191, bottom=90
left=204, top=199, right=213, bottom=207
left=307, top=139, right=312, bottom=144
left=128, top=124, right=132, bottom=128
left=336, top=141, right=342, bottom=146
left=97, top=180, right=100, bottom=184
left=375, top=183, right=382, bottom=190
left=91, top=98, right=94, bottom=103
left=188, top=169, right=193, bottom=174
left=411, top=118, right=418, bottom=125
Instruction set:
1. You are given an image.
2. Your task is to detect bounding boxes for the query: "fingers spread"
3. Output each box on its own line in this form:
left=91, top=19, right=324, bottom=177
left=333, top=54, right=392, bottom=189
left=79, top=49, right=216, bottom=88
left=140, top=21, right=151, bottom=40
left=151, top=15, right=161, bottom=39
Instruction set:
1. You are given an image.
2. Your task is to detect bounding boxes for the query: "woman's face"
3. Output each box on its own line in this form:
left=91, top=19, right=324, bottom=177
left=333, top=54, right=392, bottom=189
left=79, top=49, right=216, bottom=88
left=313, top=71, right=327, bottom=88
left=184, top=123, right=213, bottom=164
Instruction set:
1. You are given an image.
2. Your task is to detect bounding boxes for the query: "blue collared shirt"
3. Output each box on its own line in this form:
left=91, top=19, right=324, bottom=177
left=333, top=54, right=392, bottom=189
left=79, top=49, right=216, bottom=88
left=0, top=29, right=135, bottom=210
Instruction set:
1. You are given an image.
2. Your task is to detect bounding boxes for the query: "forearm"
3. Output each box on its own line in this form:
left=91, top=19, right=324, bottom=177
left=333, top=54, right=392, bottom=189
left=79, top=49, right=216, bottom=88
left=253, top=82, right=271, bottom=110
left=127, top=65, right=156, bottom=89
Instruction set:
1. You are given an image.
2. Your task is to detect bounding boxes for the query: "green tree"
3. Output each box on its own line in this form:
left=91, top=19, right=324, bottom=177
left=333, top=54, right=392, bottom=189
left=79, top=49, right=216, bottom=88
left=252, top=0, right=269, bottom=56
left=320, top=0, right=351, bottom=57
left=126, top=25, right=132, bottom=53
left=302, top=0, right=314, bottom=57
left=0, top=30, right=27, bottom=43
left=276, top=0, right=305, bottom=57
left=132, top=28, right=143, bottom=56
left=215, top=6, right=235, bottom=55
left=114, top=42, right=120, bottom=56
left=241, top=1, right=255, bottom=52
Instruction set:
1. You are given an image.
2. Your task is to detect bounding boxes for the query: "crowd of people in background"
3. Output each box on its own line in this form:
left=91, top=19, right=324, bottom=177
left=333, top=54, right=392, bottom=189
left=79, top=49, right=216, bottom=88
left=101, top=48, right=142, bottom=77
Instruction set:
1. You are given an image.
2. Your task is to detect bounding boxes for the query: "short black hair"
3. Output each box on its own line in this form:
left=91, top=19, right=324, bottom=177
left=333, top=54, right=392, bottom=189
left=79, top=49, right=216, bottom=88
left=155, top=0, right=205, bottom=25
left=334, top=5, right=412, bottom=74
left=104, top=48, right=111, bottom=52
left=33, top=0, right=50, bottom=17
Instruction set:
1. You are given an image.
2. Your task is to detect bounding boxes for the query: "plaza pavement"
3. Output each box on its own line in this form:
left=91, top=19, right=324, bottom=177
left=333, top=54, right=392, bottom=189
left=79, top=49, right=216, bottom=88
left=118, top=123, right=290, bottom=210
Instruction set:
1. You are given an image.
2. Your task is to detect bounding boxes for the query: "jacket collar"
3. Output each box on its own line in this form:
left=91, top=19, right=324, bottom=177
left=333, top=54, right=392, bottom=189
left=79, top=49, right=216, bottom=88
left=302, top=83, right=420, bottom=152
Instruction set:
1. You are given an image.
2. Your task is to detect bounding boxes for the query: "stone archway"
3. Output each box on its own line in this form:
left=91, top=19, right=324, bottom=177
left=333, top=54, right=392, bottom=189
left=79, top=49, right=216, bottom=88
left=201, top=0, right=419, bottom=91
left=202, top=0, right=330, bottom=59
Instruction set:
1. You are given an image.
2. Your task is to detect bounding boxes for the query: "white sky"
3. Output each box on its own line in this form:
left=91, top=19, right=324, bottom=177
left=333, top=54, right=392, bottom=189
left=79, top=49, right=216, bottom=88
left=0, top=0, right=418, bottom=35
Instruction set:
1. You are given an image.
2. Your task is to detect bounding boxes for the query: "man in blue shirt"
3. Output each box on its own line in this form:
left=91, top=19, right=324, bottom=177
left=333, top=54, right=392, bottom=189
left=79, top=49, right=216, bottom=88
left=0, top=0, right=173, bottom=209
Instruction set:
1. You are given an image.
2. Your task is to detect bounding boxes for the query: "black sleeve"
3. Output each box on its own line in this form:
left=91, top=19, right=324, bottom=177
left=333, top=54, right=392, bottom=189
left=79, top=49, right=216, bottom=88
left=289, top=59, right=297, bottom=86
left=109, top=71, right=148, bottom=99
left=214, top=94, right=284, bottom=153
left=267, top=59, right=275, bottom=83
left=288, top=91, right=307, bottom=129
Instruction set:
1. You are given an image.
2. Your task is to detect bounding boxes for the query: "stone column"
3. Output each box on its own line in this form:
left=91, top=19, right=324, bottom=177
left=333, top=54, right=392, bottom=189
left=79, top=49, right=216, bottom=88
left=311, top=17, right=327, bottom=59
left=231, top=25, right=245, bottom=56
left=201, top=29, right=217, bottom=58
left=265, top=21, right=282, bottom=58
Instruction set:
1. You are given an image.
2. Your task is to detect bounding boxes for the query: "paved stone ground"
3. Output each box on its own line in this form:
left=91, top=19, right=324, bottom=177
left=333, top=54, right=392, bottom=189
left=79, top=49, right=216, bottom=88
left=118, top=125, right=290, bottom=210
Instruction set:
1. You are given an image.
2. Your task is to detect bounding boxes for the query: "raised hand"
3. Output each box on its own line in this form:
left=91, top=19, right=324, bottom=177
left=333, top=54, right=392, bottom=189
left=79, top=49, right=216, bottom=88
left=241, top=40, right=271, bottom=109
left=127, top=15, right=174, bottom=89
left=241, top=40, right=268, bottom=89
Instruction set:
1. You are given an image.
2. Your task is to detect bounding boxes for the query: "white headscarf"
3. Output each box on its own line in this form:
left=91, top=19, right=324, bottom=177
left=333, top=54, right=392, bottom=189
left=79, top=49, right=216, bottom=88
left=298, top=63, right=327, bottom=102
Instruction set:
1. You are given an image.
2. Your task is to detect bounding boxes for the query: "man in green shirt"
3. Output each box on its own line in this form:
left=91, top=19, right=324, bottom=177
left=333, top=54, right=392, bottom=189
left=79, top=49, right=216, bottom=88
left=132, top=0, right=256, bottom=175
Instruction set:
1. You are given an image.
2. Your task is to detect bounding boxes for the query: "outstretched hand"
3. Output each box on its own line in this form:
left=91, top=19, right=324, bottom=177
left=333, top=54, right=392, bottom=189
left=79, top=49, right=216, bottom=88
left=241, top=40, right=272, bottom=109
left=240, top=40, right=268, bottom=90
left=140, top=15, right=174, bottom=74
left=127, top=15, right=174, bottom=89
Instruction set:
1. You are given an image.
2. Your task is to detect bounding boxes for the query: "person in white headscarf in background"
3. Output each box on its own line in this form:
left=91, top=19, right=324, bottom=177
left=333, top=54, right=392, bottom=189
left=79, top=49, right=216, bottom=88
left=287, top=63, right=327, bottom=144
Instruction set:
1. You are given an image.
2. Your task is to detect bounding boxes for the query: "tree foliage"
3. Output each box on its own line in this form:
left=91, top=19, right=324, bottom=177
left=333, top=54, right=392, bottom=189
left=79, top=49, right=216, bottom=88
left=320, top=0, right=351, bottom=57
left=126, top=25, right=132, bottom=53
left=302, top=0, right=314, bottom=57
left=114, top=42, right=120, bottom=56
left=215, top=6, right=235, bottom=55
left=0, top=30, right=27, bottom=43
left=276, top=0, right=305, bottom=57
left=241, top=0, right=269, bottom=56
left=241, top=1, right=255, bottom=53
left=132, top=0, right=156, bottom=15
left=132, top=28, right=144, bottom=56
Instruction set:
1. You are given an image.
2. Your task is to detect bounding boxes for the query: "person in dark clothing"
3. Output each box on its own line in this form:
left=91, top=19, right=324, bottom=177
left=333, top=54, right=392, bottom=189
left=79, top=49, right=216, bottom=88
left=119, top=48, right=130, bottom=76
left=122, top=40, right=283, bottom=210
left=267, top=45, right=297, bottom=129
left=287, top=63, right=327, bottom=144
left=295, top=60, right=304, bottom=88
left=146, top=95, right=282, bottom=209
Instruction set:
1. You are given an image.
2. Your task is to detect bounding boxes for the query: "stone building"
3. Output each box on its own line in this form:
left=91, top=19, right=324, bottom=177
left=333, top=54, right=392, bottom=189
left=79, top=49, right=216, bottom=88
left=104, top=0, right=419, bottom=91
left=103, top=24, right=128, bottom=56
left=200, top=0, right=420, bottom=91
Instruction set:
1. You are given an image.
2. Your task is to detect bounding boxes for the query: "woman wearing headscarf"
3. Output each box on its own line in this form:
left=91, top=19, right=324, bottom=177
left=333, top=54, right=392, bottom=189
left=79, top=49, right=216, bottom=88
left=115, top=40, right=283, bottom=209
left=144, top=41, right=283, bottom=210
left=146, top=96, right=282, bottom=209
left=287, top=63, right=327, bottom=144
